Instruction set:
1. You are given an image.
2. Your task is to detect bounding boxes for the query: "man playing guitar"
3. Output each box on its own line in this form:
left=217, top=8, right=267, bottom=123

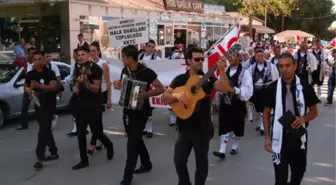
left=162, top=47, right=230, bottom=185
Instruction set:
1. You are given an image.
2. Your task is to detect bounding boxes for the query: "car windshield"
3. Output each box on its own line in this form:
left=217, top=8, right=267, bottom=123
left=0, top=65, right=20, bottom=83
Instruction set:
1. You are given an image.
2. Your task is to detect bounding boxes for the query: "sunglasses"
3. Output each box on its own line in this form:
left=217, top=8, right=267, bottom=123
left=193, top=57, right=205, bottom=62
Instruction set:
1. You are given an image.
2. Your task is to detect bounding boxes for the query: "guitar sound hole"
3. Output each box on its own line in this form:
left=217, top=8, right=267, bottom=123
left=190, top=85, right=198, bottom=95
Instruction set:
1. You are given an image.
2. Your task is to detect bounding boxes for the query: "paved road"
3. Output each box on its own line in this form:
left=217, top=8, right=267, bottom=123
left=0, top=97, right=335, bottom=185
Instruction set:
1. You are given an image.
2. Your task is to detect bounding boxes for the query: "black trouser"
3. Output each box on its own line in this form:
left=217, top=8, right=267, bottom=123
left=20, top=92, right=31, bottom=128
left=123, top=111, right=150, bottom=181
left=90, top=91, right=108, bottom=145
left=274, top=134, right=307, bottom=185
left=35, top=107, right=57, bottom=161
left=174, top=128, right=210, bottom=185
left=75, top=110, right=112, bottom=162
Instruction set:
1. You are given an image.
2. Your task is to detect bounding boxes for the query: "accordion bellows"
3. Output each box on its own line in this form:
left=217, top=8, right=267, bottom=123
left=119, top=77, right=147, bottom=110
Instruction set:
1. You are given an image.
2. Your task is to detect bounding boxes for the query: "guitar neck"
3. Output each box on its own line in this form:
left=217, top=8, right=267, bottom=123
left=196, top=62, right=219, bottom=88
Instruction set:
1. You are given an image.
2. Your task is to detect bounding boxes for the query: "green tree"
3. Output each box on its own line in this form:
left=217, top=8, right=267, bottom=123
left=286, top=0, right=335, bottom=39
left=238, top=0, right=297, bottom=38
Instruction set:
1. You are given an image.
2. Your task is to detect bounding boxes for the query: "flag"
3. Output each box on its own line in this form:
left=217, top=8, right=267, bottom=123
left=204, top=24, right=241, bottom=100
left=331, top=38, right=336, bottom=47
left=296, top=35, right=301, bottom=42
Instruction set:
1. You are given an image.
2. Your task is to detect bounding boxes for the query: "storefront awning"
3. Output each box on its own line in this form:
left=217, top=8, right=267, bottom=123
left=252, top=25, right=275, bottom=34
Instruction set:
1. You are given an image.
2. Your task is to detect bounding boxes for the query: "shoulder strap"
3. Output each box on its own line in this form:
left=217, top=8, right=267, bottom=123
left=139, top=53, right=144, bottom=60
left=238, top=65, right=245, bottom=87
left=151, top=54, right=155, bottom=60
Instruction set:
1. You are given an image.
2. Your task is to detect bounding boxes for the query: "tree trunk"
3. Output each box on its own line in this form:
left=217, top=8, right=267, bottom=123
left=281, top=15, right=285, bottom=31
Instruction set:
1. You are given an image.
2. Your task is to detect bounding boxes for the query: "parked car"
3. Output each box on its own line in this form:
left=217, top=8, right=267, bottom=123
left=0, top=61, right=73, bottom=129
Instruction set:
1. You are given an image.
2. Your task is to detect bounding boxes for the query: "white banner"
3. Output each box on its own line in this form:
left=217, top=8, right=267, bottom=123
left=109, top=59, right=187, bottom=108
left=107, top=18, right=149, bottom=47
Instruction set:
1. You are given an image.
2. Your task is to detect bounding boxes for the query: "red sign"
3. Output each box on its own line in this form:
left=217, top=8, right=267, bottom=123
left=163, top=0, right=203, bottom=13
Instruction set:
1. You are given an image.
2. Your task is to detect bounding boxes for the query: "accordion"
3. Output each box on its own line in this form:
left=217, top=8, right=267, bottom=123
left=119, top=77, right=147, bottom=110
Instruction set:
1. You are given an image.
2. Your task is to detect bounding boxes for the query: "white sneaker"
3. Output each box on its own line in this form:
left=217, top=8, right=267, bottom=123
left=51, top=115, right=58, bottom=129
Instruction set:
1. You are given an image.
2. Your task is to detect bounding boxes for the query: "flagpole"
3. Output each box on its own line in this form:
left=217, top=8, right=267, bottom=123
left=204, top=23, right=240, bottom=57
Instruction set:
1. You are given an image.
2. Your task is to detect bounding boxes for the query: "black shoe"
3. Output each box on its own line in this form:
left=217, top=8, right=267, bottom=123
left=249, top=120, right=253, bottom=123
left=142, top=131, right=147, bottom=135
left=255, top=126, right=260, bottom=131
left=34, top=161, right=43, bottom=170
left=230, top=149, right=238, bottom=155
left=169, top=123, right=176, bottom=127
left=260, top=130, right=265, bottom=136
left=134, top=162, right=152, bottom=174
left=16, top=126, right=28, bottom=130
left=120, top=179, right=132, bottom=185
left=213, top=151, right=226, bottom=159
left=67, top=132, right=77, bottom=137
left=106, top=142, right=114, bottom=160
left=72, top=161, right=89, bottom=170
left=324, top=102, right=332, bottom=106
left=43, top=154, right=59, bottom=161
left=146, top=132, right=153, bottom=138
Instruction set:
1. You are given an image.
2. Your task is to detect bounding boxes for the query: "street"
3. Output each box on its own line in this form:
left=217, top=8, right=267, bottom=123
left=0, top=97, right=335, bottom=185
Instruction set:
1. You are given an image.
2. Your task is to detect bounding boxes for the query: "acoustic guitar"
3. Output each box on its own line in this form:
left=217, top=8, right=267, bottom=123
left=170, top=44, right=241, bottom=120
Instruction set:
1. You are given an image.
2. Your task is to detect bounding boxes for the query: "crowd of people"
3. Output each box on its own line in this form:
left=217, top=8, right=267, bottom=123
left=10, top=33, right=336, bottom=185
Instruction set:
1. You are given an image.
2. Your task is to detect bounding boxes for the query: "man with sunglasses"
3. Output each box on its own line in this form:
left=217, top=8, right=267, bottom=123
left=162, top=47, right=229, bottom=185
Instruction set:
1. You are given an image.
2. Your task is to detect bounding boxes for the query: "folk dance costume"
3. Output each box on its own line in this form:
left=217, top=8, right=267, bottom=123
left=248, top=61, right=279, bottom=135
left=213, top=64, right=253, bottom=159
left=243, top=56, right=255, bottom=122
left=311, top=49, right=328, bottom=97
left=271, top=56, right=280, bottom=72
left=294, top=51, right=317, bottom=85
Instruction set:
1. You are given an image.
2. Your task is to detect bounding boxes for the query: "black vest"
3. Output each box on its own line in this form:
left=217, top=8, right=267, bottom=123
left=312, top=50, right=322, bottom=68
left=223, top=64, right=243, bottom=102
left=296, top=52, right=309, bottom=80
left=253, top=62, right=269, bottom=84
left=271, top=57, right=279, bottom=71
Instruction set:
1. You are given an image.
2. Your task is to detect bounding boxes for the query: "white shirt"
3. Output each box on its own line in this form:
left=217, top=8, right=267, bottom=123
left=248, top=62, right=280, bottom=86
left=96, top=58, right=109, bottom=92
left=213, top=66, right=254, bottom=105
left=63, top=63, right=77, bottom=84
left=294, top=51, right=318, bottom=72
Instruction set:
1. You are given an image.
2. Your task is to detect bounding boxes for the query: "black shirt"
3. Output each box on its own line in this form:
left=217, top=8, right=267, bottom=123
left=120, top=63, right=157, bottom=113
left=25, top=67, right=57, bottom=111
left=73, top=61, right=102, bottom=110
left=170, top=70, right=217, bottom=131
left=265, top=77, right=320, bottom=126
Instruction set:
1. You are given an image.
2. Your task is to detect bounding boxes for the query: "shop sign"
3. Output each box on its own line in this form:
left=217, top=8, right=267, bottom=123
left=84, top=24, right=99, bottom=29
left=107, top=18, right=149, bottom=47
left=203, top=4, right=225, bottom=14
left=163, top=0, right=203, bottom=13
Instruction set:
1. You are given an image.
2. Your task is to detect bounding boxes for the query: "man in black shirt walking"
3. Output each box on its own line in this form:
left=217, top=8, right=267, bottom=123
left=24, top=51, right=59, bottom=170
left=71, top=46, right=114, bottom=170
left=264, top=53, right=319, bottom=185
left=162, top=47, right=230, bottom=185
left=113, top=45, right=164, bottom=185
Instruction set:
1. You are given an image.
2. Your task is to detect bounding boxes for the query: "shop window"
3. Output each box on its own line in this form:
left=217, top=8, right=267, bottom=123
left=157, top=25, right=164, bottom=46
left=165, top=25, right=173, bottom=45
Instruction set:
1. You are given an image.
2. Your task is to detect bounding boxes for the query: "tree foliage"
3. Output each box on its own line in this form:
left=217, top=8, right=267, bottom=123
left=286, top=0, right=335, bottom=39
